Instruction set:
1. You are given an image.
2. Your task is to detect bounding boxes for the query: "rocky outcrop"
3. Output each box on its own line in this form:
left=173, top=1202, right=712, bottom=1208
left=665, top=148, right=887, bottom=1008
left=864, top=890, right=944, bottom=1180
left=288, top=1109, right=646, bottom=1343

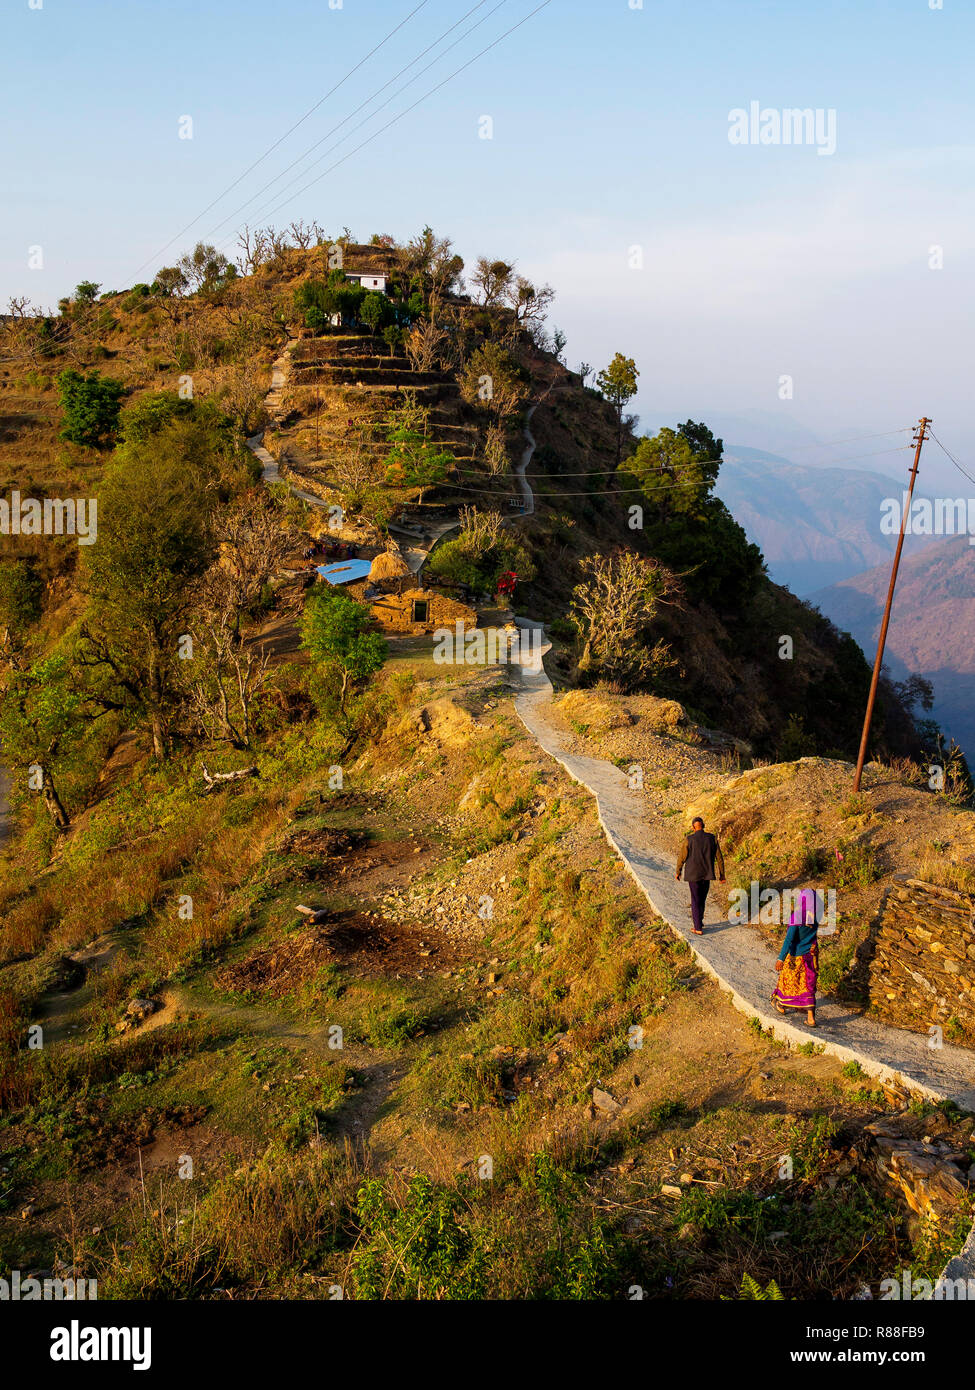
left=845, top=1111, right=974, bottom=1225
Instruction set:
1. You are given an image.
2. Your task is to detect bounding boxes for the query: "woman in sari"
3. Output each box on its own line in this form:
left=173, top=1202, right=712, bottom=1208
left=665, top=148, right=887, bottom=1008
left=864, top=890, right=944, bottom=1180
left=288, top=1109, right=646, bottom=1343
left=772, top=888, right=819, bottom=1027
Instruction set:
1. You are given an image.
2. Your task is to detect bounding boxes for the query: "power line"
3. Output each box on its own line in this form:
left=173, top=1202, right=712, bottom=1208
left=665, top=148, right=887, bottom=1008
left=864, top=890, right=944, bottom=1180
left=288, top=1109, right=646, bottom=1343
left=133, top=0, right=434, bottom=277
left=929, top=430, right=975, bottom=489
left=449, top=441, right=915, bottom=478
left=203, top=0, right=504, bottom=246
left=352, top=476, right=728, bottom=500
left=772, top=427, right=913, bottom=450
left=215, top=0, right=554, bottom=249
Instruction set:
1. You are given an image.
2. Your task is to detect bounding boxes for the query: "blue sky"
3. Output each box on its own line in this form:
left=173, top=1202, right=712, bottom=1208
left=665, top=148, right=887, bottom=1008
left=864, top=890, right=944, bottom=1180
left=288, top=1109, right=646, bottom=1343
left=2, top=0, right=972, bottom=486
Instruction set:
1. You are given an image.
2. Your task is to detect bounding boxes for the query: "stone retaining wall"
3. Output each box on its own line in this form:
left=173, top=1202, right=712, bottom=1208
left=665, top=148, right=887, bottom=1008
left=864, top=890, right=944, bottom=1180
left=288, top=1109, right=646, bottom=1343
left=868, top=879, right=975, bottom=1046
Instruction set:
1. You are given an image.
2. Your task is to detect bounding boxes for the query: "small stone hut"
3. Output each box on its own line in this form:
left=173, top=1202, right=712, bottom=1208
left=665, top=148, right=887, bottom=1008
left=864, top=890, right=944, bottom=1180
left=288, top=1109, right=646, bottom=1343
left=369, top=587, right=476, bottom=636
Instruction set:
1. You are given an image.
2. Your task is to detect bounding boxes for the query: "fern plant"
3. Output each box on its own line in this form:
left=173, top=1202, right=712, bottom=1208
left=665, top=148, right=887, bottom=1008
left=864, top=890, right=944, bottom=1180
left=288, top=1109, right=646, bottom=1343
left=738, top=1272, right=785, bottom=1300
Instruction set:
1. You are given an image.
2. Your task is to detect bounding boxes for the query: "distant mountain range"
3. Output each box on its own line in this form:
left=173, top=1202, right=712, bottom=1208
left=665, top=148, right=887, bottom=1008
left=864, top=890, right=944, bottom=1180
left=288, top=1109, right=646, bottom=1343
left=715, top=446, right=931, bottom=596
left=809, top=534, right=975, bottom=758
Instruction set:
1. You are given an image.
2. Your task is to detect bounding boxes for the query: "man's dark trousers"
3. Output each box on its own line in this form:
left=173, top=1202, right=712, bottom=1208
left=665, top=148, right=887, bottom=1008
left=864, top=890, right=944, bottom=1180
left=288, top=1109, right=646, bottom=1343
left=688, top=880, right=710, bottom=933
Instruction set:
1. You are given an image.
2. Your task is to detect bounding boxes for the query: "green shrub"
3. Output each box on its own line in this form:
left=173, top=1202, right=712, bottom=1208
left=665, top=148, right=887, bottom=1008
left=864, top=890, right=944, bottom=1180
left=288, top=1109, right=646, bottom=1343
left=350, top=1176, right=486, bottom=1299
left=56, top=368, right=125, bottom=447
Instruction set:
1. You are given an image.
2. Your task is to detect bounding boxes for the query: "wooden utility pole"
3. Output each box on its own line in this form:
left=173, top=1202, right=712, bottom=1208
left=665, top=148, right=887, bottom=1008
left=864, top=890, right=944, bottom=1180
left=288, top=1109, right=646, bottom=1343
left=852, top=416, right=930, bottom=792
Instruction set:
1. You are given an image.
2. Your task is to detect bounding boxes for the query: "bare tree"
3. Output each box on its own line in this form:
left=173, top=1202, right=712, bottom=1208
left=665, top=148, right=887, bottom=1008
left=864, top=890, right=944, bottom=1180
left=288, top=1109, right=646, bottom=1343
left=507, top=276, right=555, bottom=330
left=203, top=496, right=293, bottom=642
left=458, top=505, right=505, bottom=549
left=236, top=226, right=273, bottom=275
left=2, top=297, right=51, bottom=368
left=570, top=551, right=677, bottom=687
left=404, top=306, right=448, bottom=373
left=179, top=495, right=294, bottom=747
left=220, top=353, right=267, bottom=434
left=481, top=423, right=510, bottom=475
left=288, top=219, right=324, bottom=250
left=185, top=614, right=273, bottom=749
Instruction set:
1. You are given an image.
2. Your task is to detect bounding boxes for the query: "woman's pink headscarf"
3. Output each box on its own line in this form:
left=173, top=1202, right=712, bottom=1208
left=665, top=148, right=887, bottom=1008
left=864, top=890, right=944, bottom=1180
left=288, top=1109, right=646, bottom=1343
left=789, top=889, right=819, bottom=926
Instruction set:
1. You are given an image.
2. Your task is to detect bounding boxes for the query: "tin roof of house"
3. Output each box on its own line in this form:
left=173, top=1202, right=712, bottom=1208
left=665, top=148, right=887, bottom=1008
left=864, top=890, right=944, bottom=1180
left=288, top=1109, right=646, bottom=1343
left=316, top=560, right=372, bottom=585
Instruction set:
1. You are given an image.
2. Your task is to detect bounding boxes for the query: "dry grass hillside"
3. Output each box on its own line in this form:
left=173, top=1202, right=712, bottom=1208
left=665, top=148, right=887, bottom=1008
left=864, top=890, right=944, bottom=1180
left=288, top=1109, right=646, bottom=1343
left=1, top=230, right=970, bottom=1301
left=2, top=654, right=970, bottom=1300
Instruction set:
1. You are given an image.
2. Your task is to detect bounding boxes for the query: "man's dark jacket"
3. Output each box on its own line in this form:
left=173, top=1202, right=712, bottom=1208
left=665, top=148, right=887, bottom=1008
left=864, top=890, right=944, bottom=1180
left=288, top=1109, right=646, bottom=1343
left=676, top=829, right=725, bottom=881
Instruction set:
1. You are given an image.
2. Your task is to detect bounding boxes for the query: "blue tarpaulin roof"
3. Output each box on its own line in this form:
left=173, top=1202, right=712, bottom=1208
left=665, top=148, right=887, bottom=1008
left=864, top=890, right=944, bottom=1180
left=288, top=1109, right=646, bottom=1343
left=316, top=559, right=372, bottom=585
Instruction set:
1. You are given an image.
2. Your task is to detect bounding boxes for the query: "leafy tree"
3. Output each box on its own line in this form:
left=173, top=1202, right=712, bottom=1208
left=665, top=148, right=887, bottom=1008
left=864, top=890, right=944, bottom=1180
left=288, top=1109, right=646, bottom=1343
left=460, top=342, right=526, bottom=420
left=176, top=242, right=236, bottom=294
left=77, top=420, right=220, bottom=757
left=385, top=431, right=454, bottom=504
left=426, top=507, right=534, bottom=593
left=678, top=419, right=723, bottom=469
left=361, top=290, right=394, bottom=334
left=56, top=369, right=125, bottom=448
left=118, top=393, right=253, bottom=493
left=0, top=559, right=43, bottom=636
left=301, top=590, right=387, bottom=719
left=622, top=427, right=712, bottom=523
left=383, top=324, right=404, bottom=357
left=621, top=425, right=763, bottom=606
left=119, top=389, right=195, bottom=443
left=74, top=280, right=101, bottom=309
left=470, top=258, right=514, bottom=307
left=0, top=655, right=85, bottom=830
left=509, top=276, right=555, bottom=330
left=382, top=397, right=455, bottom=504
left=121, top=282, right=152, bottom=313
left=294, top=278, right=339, bottom=334
left=596, top=353, right=639, bottom=465
left=152, top=265, right=188, bottom=299
left=404, top=227, right=464, bottom=298
left=337, top=279, right=366, bottom=324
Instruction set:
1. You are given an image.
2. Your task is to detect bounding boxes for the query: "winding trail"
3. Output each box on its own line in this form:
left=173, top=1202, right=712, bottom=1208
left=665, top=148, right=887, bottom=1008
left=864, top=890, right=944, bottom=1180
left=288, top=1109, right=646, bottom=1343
left=511, top=624, right=975, bottom=1112
left=514, top=405, right=537, bottom=517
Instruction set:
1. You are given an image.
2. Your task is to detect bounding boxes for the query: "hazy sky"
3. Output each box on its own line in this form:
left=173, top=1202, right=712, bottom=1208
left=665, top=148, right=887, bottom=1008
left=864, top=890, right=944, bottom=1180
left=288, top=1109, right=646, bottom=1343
left=3, top=0, right=972, bottom=490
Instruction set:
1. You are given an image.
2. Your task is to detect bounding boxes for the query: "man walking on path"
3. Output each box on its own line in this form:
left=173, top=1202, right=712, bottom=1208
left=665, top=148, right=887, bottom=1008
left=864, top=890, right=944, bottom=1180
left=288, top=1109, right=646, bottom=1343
left=676, top=816, right=725, bottom=935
